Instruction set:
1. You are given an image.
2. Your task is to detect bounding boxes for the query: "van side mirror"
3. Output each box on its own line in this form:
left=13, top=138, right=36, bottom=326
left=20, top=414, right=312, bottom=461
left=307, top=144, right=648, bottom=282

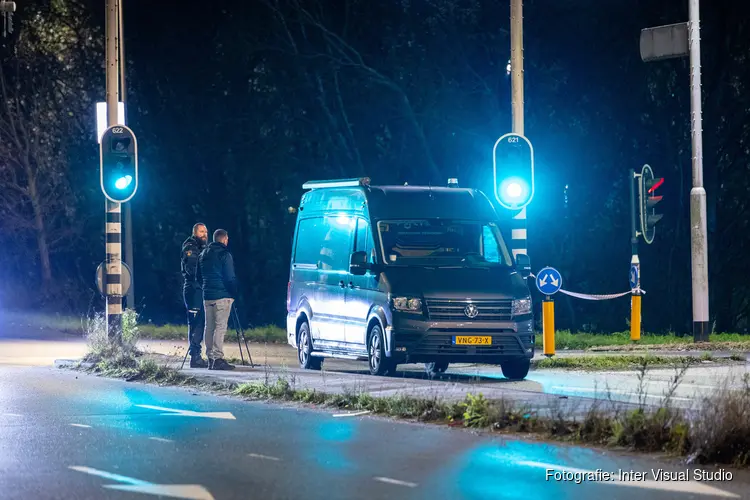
left=515, top=253, right=531, bottom=279
left=350, top=251, right=368, bottom=276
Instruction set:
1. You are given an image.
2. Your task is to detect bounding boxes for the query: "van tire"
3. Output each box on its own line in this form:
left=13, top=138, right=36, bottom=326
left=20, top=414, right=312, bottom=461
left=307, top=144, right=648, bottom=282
left=500, top=357, right=530, bottom=380
left=424, top=361, right=449, bottom=377
left=367, top=324, right=395, bottom=376
left=297, top=321, right=322, bottom=370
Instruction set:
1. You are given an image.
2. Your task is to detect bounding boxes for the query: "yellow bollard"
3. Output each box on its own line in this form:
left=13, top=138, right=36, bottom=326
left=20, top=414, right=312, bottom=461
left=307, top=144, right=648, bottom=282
left=543, top=299, right=555, bottom=357
left=630, top=294, right=641, bottom=341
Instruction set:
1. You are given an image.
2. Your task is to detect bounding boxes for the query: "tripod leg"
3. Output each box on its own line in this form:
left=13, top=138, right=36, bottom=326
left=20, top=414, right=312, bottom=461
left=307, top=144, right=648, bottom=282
left=233, top=305, right=246, bottom=366
left=242, top=334, right=254, bottom=368
left=233, top=307, right=253, bottom=367
left=180, top=347, right=190, bottom=370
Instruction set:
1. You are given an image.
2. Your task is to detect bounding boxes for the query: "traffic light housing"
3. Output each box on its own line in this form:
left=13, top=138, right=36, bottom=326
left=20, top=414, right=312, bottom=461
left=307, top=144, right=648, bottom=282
left=638, top=164, right=663, bottom=244
left=100, top=125, right=138, bottom=203
left=492, top=133, right=535, bottom=210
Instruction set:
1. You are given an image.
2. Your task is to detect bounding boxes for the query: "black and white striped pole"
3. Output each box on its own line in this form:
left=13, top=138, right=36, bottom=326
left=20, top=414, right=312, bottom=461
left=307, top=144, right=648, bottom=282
left=100, top=0, right=138, bottom=340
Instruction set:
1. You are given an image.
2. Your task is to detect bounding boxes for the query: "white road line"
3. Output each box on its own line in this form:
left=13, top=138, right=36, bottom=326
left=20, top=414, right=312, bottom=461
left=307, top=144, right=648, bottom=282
left=2, top=413, right=22, bottom=417
left=333, top=410, right=372, bottom=418
left=149, top=437, right=174, bottom=443
left=70, top=423, right=92, bottom=428
left=548, top=386, right=693, bottom=402
left=69, top=466, right=151, bottom=486
left=517, top=461, right=738, bottom=498
left=374, top=477, right=418, bottom=488
left=247, top=453, right=281, bottom=461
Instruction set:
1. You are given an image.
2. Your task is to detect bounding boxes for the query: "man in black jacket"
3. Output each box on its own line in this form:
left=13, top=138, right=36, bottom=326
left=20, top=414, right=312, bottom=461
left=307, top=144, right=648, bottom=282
left=197, top=228, right=238, bottom=370
left=181, top=223, right=209, bottom=368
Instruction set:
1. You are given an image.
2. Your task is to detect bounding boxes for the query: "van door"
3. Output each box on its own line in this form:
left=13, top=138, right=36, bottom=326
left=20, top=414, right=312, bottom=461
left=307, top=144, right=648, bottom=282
left=345, top=218, right=378, bottom=347
left=312, top=215, right=354, bottom=345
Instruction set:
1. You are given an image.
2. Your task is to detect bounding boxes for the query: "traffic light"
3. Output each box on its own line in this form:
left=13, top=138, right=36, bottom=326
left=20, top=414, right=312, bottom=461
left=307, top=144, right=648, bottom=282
left=638, top=164, right=663, bottom=244
left=492, top=133, right=535, bottom=210
left=100, top=125, right=138, bottom=203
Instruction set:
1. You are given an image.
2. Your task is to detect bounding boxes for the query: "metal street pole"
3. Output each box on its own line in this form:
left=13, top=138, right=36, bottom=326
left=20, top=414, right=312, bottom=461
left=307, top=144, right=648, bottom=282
left=688, top=0, right=709, bottom=342
left=105, top=0, right=123, bottom=340
left=117, top=0, right=135, bottom=311
left=510, top=0, right=527, bottom=259
left=629, top=169, right=642, bottom=340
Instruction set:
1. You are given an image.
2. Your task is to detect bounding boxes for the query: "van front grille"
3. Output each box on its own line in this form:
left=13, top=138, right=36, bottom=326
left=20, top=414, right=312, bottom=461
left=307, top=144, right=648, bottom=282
left=425, top=299, right=513, bottom=322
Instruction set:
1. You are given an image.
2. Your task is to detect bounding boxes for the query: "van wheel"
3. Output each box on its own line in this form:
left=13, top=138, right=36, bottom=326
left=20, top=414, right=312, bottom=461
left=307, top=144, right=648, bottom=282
left=297, top=321, right=322, bottom=370
left=368, top=325, right=395, bottom=376
left=425, top=361, right=449, bottom=377
left=500, top=357, right=530, bottom=380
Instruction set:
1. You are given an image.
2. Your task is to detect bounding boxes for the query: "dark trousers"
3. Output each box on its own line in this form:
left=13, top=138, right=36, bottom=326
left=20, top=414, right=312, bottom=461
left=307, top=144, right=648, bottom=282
left=187, top=305, right=205, bottom=357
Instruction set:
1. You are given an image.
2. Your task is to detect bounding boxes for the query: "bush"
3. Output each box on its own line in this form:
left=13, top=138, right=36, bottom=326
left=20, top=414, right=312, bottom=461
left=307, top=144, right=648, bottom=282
left=83, top=308, right=141, bottom=363
left=690, top=374, right=750, bottom=466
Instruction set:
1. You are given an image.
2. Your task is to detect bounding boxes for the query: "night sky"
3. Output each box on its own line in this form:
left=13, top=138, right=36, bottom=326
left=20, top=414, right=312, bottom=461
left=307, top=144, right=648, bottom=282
left=1, top=0, right=748, bottom=333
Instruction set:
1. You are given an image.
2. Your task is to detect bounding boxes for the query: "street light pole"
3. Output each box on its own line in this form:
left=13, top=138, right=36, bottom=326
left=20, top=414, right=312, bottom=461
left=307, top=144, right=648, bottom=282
left=510, top=0, right=527, bottom=259
left=105, top=0, right=123, bottom=339
left=688, top=0, right=709, bottom=341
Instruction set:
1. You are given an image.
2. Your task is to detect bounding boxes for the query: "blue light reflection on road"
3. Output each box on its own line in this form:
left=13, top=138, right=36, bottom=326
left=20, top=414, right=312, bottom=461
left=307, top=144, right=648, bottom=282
left=309, top=419, right=357, bottom=472
left=423, top=439, right=618, bottom=500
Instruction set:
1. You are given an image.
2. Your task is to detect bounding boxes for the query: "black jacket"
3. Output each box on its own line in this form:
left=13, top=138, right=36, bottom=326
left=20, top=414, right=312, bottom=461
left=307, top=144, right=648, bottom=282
left=197, top=241, right=238, bottom=301
left=181, top=236, right=206, bottom=310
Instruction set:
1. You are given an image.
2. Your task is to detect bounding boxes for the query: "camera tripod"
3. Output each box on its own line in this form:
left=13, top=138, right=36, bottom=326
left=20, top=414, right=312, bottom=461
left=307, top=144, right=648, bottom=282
left=180, top=304, right=254, bottom=369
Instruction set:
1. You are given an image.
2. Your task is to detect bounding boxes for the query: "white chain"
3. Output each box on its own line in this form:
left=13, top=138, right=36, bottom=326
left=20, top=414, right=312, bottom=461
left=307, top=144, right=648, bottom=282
left=528, top=274, right=646, bottom=301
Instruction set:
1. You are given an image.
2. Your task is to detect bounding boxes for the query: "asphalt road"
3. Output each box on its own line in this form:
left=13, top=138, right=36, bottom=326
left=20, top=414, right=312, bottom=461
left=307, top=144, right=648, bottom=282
left=1, top=365, right=748, bottom=500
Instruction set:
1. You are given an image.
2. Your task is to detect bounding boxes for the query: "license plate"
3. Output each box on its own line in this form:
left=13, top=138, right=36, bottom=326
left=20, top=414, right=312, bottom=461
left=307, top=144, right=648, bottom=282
left=453, top=336, right=492, bottom=345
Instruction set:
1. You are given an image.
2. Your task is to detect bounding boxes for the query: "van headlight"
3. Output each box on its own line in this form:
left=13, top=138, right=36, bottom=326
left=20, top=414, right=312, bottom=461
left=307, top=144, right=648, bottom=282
left=512, top=298, right=532, bottom=317
left=392, top=297, right=423, bottom=313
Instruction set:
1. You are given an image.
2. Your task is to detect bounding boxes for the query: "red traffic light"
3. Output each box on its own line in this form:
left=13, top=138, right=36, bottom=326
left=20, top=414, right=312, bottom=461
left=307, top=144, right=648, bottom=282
left=648, top=177, right=664, bottom=193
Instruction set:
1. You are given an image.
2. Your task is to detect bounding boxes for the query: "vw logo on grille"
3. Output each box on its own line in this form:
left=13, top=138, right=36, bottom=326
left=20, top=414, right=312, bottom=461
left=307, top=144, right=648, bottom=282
left=464, top=304, right=479, bottom=319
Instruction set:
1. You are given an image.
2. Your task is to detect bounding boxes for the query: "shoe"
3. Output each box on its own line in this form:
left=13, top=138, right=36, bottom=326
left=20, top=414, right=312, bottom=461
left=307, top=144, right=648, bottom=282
left=190, top=356, right=208, bottom=368
left=209, top=358, right=235, bottom=371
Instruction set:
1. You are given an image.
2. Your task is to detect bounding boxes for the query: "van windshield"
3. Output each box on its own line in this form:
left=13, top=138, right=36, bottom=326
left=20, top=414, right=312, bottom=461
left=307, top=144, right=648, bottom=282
left=376, top=219, right=513, bottom=267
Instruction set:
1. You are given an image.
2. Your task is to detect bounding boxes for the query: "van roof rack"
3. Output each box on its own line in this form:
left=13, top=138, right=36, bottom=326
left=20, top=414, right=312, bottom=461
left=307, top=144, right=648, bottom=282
left=302, top=177, right=371, bottom=190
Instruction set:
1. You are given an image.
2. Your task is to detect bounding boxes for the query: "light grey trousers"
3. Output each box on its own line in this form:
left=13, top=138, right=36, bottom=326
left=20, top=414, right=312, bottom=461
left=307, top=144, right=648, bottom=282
left=204, top=298, right=234, bottom=360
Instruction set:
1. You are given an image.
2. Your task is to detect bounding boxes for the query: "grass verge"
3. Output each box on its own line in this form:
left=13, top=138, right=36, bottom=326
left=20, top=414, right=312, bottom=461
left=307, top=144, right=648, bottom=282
left=10, top=309, right=750, bottom=350
left=532, top=353, right=746, bottom=371
left=540, top=330, right=750, bottom=351
left=7, top=309, right=287, bottom=344
left=137, top=323, right=287, bottom=344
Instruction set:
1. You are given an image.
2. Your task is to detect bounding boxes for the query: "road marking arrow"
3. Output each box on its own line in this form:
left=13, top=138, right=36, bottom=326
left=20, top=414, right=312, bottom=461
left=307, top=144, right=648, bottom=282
left=69, top=466, right=150, bottom=486
left=70, top=466, right=215, bottom=500
left=104, top=484, right=215, bottom=499
left=135, top=404, right=236, bottom=420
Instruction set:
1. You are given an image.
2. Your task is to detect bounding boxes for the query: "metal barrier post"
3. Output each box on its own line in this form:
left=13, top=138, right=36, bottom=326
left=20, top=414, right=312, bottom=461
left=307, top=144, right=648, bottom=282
left=630, top=294, right=642, bottom=341
left=542, top=298, right=555, bottom=357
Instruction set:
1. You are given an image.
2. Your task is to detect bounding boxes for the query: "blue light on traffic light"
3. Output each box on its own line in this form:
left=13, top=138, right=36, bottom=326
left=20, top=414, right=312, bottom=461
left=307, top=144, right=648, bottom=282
left=498, top=177, right=531, bottom=206
left=115, top=175, right=133, bottom=190
left=100, top=125, right=138, bottom=203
